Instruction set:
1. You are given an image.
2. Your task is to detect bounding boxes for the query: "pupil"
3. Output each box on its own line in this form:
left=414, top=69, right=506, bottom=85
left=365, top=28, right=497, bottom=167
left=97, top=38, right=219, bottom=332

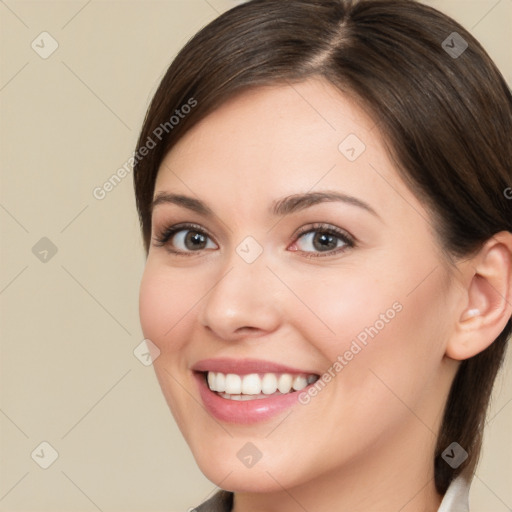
left=186, top=232, right=206, bottom=249
left=314, top=233, right=336, bottom=251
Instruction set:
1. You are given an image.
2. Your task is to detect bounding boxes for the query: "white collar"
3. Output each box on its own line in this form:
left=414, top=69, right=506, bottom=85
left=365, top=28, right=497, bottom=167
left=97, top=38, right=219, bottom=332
left=438, top=475, right=470, bottom=512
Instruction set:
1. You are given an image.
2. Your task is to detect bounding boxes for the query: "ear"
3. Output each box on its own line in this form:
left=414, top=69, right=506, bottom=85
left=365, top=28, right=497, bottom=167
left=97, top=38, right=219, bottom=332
left=446, top=231, right=512, bottom=361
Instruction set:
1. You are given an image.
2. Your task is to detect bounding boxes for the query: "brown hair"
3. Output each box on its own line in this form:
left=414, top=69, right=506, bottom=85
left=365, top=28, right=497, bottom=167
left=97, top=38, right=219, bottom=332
left=133, top=0, right=512, bottom=494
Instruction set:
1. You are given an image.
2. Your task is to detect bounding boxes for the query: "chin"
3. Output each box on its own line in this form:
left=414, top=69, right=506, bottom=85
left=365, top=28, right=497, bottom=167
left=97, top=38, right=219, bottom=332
left=196, top=458, right=292, bottom=493
left=188, top=435, right=317, bottom=494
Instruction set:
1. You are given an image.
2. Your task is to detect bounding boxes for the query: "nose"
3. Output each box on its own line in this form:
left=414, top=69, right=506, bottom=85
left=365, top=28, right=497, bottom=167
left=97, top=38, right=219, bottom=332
left=197, top=252, right=282, bottom=342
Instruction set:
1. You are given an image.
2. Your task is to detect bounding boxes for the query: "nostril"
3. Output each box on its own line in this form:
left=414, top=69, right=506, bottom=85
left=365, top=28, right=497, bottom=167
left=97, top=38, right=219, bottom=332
left=235, top=326, right=259, bottom=333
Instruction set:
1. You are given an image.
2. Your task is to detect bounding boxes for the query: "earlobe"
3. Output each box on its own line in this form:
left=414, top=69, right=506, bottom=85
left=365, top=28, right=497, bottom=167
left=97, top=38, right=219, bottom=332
left=446, top=231, right=512, bottom=361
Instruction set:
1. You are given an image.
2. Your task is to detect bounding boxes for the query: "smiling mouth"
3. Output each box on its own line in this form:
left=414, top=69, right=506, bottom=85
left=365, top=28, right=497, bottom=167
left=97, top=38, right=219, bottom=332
left=203, top=371, right=320, bottom=401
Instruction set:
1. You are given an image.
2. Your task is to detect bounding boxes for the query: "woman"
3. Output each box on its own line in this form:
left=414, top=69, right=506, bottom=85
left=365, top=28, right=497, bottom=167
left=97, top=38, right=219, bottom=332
left=133, top=0, right=512, bottom=510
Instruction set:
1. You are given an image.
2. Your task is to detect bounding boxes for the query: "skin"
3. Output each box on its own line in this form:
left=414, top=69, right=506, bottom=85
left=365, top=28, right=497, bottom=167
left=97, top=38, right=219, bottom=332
left=139, top=77, right=512, bottom=511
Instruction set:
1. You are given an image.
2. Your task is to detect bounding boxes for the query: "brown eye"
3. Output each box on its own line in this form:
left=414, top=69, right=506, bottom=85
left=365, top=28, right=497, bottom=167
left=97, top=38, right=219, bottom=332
left=181, top=230, right=209, bottom=250
left=154, top=223, right=217, bottom=255
left=292, top=224, right=355, bottom=258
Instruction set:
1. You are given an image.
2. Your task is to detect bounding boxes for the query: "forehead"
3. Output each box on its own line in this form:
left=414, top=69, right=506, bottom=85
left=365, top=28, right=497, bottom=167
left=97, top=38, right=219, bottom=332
left=157, top=78, right=376, bottom=179
left=153, top=78, right=427, bottom=227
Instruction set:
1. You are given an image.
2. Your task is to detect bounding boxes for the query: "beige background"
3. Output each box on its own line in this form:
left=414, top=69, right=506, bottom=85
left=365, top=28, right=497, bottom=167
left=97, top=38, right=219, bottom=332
left=0, top=1, right=511, bottom=511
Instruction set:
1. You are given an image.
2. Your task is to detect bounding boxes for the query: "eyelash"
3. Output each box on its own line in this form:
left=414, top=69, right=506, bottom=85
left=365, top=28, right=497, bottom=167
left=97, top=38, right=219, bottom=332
left=152, top=222, right=356, bottom=258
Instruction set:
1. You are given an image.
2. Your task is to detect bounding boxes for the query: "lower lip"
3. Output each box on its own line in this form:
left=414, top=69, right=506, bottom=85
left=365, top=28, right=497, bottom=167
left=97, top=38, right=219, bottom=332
left=194, top=372, right=305, bottom=424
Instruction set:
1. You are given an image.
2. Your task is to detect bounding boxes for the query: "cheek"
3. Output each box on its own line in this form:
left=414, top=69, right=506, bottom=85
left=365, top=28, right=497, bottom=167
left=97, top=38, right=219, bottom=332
left=138, top=263, right=203, bottom=433
left=289, top=258, right=449, bottom=399
left=138, top=262, right=197, bottom=352
left=281, top=266, right=399, bottom=359
left=335, top=271, right=450, bottom=422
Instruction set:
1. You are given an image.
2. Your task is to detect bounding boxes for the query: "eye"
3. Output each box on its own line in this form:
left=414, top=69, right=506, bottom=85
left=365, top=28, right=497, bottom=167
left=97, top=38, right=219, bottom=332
left=153, top=223, right=217, bottom=255
left=290, top=223, right=355, bottom=258
left=153, top=221, right=355, bottom=258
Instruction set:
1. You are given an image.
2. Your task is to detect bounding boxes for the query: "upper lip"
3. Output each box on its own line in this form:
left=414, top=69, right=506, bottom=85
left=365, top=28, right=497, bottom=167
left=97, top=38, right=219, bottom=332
left=191, top=358, right=319, bottom=376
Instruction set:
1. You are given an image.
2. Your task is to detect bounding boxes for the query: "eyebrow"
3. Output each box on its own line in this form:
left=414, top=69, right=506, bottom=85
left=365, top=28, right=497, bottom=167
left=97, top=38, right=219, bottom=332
left=151, top=191, right=380, bottom=219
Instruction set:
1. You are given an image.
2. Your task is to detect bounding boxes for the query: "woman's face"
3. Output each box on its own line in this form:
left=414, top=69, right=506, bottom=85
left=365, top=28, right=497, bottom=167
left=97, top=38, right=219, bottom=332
left=139, top=78, right=460, bottom=494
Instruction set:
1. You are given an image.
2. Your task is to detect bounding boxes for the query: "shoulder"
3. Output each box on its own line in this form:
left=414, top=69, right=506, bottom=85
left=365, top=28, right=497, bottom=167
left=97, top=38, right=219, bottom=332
left=193, top=490, right=233, bottom=512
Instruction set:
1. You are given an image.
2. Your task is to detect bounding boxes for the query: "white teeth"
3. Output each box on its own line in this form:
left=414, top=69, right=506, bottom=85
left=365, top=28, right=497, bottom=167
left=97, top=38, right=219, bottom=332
left=218, top=392, right=273, bottom=401
left=216, top=372, right=226, bottom=392
left=292, top=375, right=308, bottom=391
left=241, top=373, right=261, bottom=395
left=207, top=371, right=216, bottom=391
left=277, top=373, right=293, bottom=393
left=261, top=373, right=278, bottom=394
left=224, top=374, right=242, bottom=394
left=206, top=371, right=318, bottom=397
